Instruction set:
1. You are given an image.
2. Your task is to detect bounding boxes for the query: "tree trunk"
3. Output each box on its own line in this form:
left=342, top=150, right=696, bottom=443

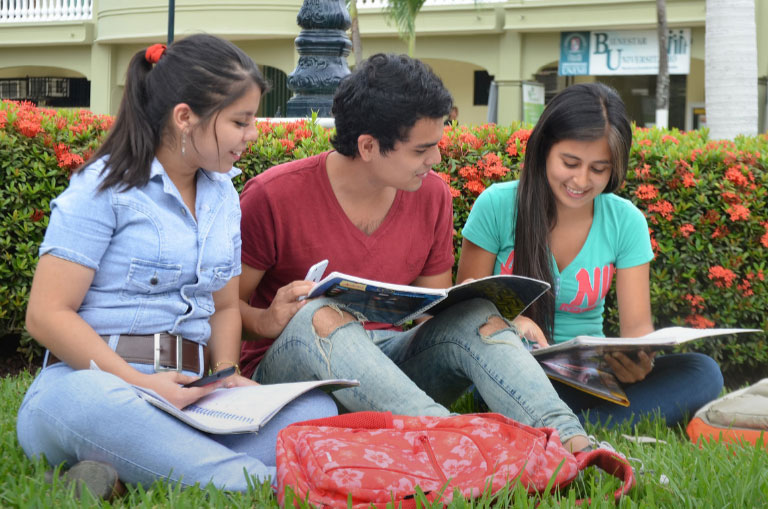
left=705, top=0, right=758, bottom=139
left=348, top=1, right=363, bottom=66
left=656, top=0, right=669, bottom=128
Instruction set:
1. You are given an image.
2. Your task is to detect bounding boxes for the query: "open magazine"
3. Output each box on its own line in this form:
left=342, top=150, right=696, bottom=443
left=531, top=327, right=760, bottom=406
left=305, top=272, right=550, bottom=325
left=133, top=379, right=359, bottom=434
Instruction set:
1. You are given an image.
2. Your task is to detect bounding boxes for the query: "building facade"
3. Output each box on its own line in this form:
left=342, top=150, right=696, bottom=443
left=1, top=0, right=766, bottom=131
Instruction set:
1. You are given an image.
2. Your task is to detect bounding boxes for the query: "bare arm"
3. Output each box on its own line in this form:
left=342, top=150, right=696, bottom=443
left=238, top=263, right=314, bottom=340
left=26, top=255, right=216, bottom=407
left=456, top=238, right=495, bottom=283
left=206, top=276, right=257, bottom=387
left=605, top=263, right=655, bottom=383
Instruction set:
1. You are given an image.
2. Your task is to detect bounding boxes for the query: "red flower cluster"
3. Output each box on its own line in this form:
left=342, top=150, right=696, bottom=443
left=634, top=164, right=651, bottom=180
left=13, top=102, right=45, bottom=138
left=661, top=134, right=679, bottom=144
left=647, top=199, right=674, bottom=221
left=679, top=223, right=695, bottom=238
left=635, top=184, right=658, bottom=201
left=685, top=314, right=715, bottom=328
left=708, top=265, right=737, bottom=288
left=279, top=138, right=295, bottom=152
left=0, top=109, right=6, bottom=128
left=684, top=293, right=705, bottom=311
left=726, top=203, right=750, bottom=221
left=505, top=129, right=531, bottom=157
left=725, top=165, right=754, bottom=188
left=30, top=209, right=44, bottom=222
left=53, top=143, right=84, bottom=171
left=478, top=153, right=509, bottom=179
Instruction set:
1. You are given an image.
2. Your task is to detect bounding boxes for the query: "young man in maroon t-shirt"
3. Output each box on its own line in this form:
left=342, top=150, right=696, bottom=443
left=238, top=53, right=588, bottom=451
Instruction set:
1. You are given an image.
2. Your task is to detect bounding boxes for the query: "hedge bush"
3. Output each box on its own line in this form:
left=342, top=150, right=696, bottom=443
left=2, top=100, right=766, bottom=381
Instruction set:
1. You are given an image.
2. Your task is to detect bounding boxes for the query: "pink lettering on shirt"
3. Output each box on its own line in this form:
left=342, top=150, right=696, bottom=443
left=559, top=264, right=615, bottom=312
left=501, top=250, right=515, bottom=275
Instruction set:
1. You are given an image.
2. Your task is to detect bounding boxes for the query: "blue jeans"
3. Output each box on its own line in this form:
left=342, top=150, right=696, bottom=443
left=17, top=360, right=338, bottom=491
left=254, top=297, right=586, bottom=442
left=553, top=352, right=723, bottom=428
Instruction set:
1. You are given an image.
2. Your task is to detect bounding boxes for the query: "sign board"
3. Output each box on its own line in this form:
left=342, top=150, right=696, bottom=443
left=559, top=29, right=691, bottom=76
left=522, top=81, right=545, bottom=125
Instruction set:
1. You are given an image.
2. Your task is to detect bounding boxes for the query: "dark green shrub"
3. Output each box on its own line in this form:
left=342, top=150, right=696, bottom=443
left=0, top=101, right=110, bottom=358
left=2, top=100, right=766, bottom=382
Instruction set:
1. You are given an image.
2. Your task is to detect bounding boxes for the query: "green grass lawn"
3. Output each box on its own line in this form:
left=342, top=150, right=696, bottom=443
left=2, top=370, right=767, bottom=508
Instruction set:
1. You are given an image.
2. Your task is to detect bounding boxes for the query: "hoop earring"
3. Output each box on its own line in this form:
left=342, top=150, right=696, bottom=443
left=181, top=130, right=187, bottom=157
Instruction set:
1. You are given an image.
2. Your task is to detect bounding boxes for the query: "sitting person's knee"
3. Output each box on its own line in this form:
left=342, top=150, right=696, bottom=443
left=478, top=315, right=508, bottom=336
left=311, top=306, right=357, bottom=337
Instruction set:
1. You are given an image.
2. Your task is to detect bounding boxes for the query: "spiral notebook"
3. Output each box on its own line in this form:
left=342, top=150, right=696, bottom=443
left=133, top=379, right=359, bottom=434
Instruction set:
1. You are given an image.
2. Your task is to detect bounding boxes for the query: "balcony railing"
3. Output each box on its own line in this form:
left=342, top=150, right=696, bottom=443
left=357, top=0, right=504, bottom=8
left=0, top=0, right=92, bottom=23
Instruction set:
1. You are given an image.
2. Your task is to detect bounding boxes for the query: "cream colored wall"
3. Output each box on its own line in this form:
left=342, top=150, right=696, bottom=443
left=426, top=59, right=488, bottom=126
left=0, top=46, right=92, bottom=79
left=1, top=0, right=766, bottom=127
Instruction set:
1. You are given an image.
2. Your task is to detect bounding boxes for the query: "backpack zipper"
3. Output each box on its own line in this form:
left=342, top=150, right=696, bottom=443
left=418, top=434, right=449, bottom=485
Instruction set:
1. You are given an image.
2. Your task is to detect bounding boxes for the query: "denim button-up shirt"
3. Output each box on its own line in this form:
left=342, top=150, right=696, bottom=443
left=39, top=156, right=242, bottom=344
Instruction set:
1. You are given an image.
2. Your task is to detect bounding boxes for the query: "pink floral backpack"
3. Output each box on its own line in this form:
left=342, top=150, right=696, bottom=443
left=276, top=412, right=634, bottom=507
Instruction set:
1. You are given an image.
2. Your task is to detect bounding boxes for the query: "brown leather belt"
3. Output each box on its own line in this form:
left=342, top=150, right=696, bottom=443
left=47, top=333, right=206, bottom=373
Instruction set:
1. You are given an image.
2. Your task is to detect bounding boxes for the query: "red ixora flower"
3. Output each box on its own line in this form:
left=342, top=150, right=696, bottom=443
left=635, top=184, right=658, bottom=201
left=679, top=223, right=695, bottom=238
left=53, top=143, right=85, bottom=171
left=726, top=204, right=750, bottom=221
left=463, top=179, right=486, bottom=196
left=685, top=314, right=715, bottom=329
left=708, top=265, right=737, bottom=288
left=30, top=209, right=44, bottom=222
left=661, top=134, right=679, bottom=144
left=647, top=200, right=674, bottom=221
left=684, top=293, right=705, bottom=311
left=505, top=129, right=531, bottom=157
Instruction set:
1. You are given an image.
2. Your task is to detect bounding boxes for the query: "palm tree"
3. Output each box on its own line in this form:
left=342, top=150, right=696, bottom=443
left=705, top=0, right=758, bottom=139
left=346, top=0, right=363, bottom=66
left=656, top=0, right=669, bottom=128
left=385, top=0, right=427, bottom=57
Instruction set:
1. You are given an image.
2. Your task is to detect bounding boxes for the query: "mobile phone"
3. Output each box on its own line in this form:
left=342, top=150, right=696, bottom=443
left=304, top=259, right=329, bottom=283
left=299, top=259, right=329, bottom=301
left=182, top=365, right=236, bottom=388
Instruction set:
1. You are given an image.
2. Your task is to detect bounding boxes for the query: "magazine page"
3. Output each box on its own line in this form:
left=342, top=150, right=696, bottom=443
left=426, top=275, right=550, bottom=321
left=135, top=379, right=359, bottom=434
left=306, top=272, right=445, bottom=325
left=539, top=355, right=629, bottom=406
left=531, top=327, right=760, bottom=360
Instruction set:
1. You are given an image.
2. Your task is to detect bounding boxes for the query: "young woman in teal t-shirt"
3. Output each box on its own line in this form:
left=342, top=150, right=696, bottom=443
left=458, top=83, right=722, bottom=427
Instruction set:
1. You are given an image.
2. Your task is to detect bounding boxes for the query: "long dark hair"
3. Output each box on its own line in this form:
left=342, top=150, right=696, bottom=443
left=82, top=34, right=268, bottom=191
left=513, top=82, right=631, bottom=342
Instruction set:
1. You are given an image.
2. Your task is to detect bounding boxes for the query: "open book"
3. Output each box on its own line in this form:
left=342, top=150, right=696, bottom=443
left=305, top=273, right=550, bottom=325
left=530, top=327, right=760, bottom=406
left=134, top=379, right=359, bottom=434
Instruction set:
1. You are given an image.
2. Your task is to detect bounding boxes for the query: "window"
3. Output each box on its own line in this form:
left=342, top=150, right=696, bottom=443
left=473, top=70, right=494, bottom=106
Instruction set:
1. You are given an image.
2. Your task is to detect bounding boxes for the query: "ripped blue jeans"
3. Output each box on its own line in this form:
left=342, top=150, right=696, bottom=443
left=254, top=297, right=586, bottom=442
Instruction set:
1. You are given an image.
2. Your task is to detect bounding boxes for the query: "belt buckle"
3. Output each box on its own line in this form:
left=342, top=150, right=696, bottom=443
left=154, top=333, right=183, bottom=372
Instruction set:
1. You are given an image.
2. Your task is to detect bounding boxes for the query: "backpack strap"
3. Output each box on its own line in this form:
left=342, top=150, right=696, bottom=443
left=574, top=449, right=636, bottom=504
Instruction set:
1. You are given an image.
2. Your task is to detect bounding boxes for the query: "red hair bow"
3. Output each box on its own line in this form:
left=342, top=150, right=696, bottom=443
left=145, top=44, right=167, bottom=64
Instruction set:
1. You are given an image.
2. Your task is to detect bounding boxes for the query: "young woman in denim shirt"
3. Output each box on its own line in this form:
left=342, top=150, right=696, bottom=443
left=17, top=34, right=337, bottom=498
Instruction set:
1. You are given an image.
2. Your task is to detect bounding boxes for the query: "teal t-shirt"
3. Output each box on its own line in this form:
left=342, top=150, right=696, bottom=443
left=462, top=180, right=653, bottom=343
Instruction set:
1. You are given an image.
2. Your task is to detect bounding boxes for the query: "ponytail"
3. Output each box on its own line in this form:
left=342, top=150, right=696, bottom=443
left=78, top=34, right=268, bottom=192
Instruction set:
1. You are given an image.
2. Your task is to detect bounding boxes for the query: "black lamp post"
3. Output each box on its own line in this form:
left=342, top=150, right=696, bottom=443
left=167, top=0, right=175, bottom=45
left=286, top=0, right=352, bottom=117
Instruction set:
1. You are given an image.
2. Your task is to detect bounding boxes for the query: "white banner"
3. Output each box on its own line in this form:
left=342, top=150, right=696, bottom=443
left=560, top=29, right=691, bottom=76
